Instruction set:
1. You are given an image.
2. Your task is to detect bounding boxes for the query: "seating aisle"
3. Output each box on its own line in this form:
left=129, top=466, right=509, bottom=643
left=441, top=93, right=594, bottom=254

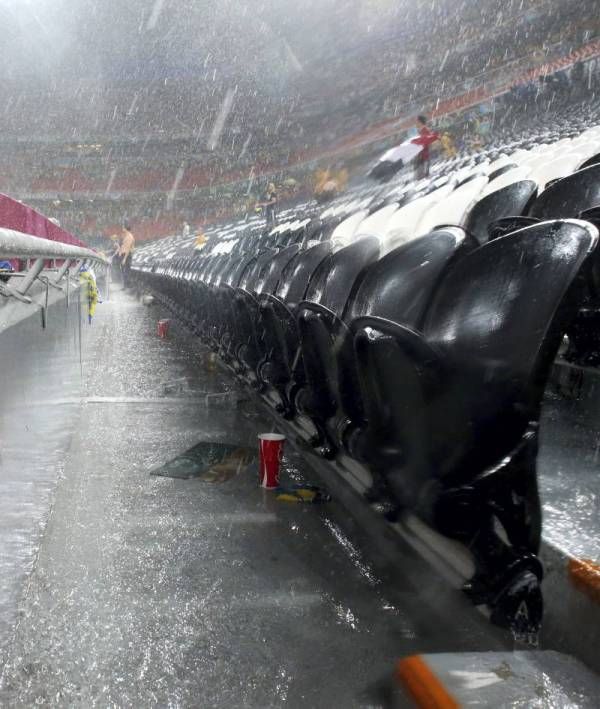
left=0, top=287, right=509, bottom=707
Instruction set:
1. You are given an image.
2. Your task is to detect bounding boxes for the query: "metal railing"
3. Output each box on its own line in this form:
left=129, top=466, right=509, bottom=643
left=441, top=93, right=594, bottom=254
left=0, top=227, right=108, bottom=304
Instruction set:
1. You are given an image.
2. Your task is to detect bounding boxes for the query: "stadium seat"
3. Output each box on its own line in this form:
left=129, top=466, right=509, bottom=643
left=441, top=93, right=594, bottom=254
left=351, top=219, right=597, bottom=625
left=258, top=241, right=334, bottom=415
left=285, top=236, right=381, bottom=437
left=230, top=244, right=301, bottom=382
left=331, top=209, right=369, bottom=245
left=529, top=163, right=600, bottom=218
left=417, top=176, right=489, bottom=234
left=464, top=180, right=538, bottom=244
left=481, top=166, right=532, bottom=196
left=296, top=227, right=470, bottom=457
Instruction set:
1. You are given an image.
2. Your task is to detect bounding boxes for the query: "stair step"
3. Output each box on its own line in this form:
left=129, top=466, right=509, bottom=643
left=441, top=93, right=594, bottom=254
left=395, top=651, right=600, bottom=708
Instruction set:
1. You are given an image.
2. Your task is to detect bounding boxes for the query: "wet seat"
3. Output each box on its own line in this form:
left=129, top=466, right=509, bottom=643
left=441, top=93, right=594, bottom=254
left=216, top=250, right=273, bottom=361
left=529, top=164, right=600, bottom=365
left=279, top=237, right=381, bottom=423
left=196, top=254, right=251, bottom=342
left=416, top=176, right=488, bottom=235
left=529, top=163, right=600, bottom=219
left=257, top=241, right=334, bottom=414
left=296, top=228, right=471, bottom=457
left=230, top=245, right=302, bottom=383
left=562, top=208, right=600, bottom=365
left=486, top=163, right=518, bottom=182
left=464, top=180, right=538, bottom=244
left=351, top=219, right=597, bottom=626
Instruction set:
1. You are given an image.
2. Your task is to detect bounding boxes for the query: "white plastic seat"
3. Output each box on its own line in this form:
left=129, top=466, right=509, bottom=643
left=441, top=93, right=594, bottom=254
left=486, top=154, right=514, bottom=173
left=529, top=154, right=583, bottom=190
left=354, top=204, right=400, bottom=238
left=416, top=175, right=488, bottom=234
left=379, top=184, right=455, bottom=246
left=379, top=227, right=423, bottom=256
left=331, top=209, right=369, bottom=245
left=481, top=166, right=533, bottom=197
left=509, top=148, right=534, bottom=165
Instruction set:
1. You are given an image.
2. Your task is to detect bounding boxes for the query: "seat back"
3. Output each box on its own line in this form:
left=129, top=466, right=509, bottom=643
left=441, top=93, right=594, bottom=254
left=239, top=249, right=277, bottom=291
left=464, top=180, right=538, bottom=244
left=486, top=163, right=518, bottom=182
left=226, top=253, right=257, bottom=287
left=331, top=210, right=369, bottom=245
left=275, top=241, right=332, bottom=305
left=579, top=152, right=600, bottom=170
left=481, top=167, right=531, bottom=197
left=354, top=204, right=399, bottom=238
left=255, top=244, right=301, bottom=295
left=529, top=164, right=600, bottom=219
left=206, top=255, right=228, bottom=285
left=347, top=228, right=468, bottom=326
left=305, top=236, right=380, bottom=315
left=424, top=220, right=598, bottom=406
left=528, top=154, right=583, bottom=190
left=382, top=185, right=453, bottom=243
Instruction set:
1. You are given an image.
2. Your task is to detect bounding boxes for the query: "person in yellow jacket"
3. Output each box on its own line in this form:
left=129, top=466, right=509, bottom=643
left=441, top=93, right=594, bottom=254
left=440, top=132, right=457, bottom=158
left=79, top=265, right=99, bottom=324
left=194, top=228, right=208, bottom=251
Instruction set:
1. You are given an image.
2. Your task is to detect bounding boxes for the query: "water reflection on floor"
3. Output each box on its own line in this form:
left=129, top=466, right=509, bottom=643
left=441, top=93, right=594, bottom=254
left=0, top=289, right=506, bottom=707
left=0, top=300, right=83, bottom=666
left=540, top=371, right=600, bottom=560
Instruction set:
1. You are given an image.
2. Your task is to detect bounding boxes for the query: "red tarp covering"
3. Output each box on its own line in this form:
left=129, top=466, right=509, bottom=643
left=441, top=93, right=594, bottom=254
left=0, top=192, right=89, bottom=270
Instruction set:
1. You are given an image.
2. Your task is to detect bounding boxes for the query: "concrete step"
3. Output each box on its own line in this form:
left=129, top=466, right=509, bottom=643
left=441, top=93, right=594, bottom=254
left=395, top=651, right=600, bottom=708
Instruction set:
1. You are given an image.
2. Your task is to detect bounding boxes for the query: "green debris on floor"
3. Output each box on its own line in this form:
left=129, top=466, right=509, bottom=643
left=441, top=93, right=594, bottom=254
left=151, top=441, right=255, bottom=481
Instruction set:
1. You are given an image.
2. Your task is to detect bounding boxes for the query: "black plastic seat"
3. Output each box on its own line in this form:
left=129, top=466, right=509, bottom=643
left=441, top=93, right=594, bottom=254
left=257, top=241, right=333, bottom=413
left=464, top=180, right=538, bottom=244
left=529, top=163, right=600, bottom=219
left=562, top=207, right=600, bottom=365
left=297, top=228, right=472, bottom=457
left=232, top=245, right=301, bottom=381
left=579, top=152, right=600, bottom=170
left=529, top=164, right=600, bottom=365
left=487, top=216, right=540, bottom=241
left=352, top=219, right=597, bottom=630
left=284, top=237, right=381, bottom=422
left=218, top=250, right=273, bottom=360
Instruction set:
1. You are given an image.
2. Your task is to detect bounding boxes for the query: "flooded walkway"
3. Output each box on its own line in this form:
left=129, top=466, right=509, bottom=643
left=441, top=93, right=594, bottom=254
left=0, top=288, right=507, bottom=707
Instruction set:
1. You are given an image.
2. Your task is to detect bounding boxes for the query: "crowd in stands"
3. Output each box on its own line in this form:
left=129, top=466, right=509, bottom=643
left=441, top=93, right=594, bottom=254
left=1, top=0, right=599, bottom=241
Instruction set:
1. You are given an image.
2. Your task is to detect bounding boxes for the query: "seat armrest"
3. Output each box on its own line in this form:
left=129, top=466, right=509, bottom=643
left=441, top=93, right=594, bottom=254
left=350, top=315, right=445, bottom=384
left=296, top=300, right=338, bottom=326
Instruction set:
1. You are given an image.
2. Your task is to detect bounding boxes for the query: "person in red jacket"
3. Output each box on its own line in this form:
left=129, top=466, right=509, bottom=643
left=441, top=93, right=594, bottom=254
left=411, top=114, right=439, bottom=178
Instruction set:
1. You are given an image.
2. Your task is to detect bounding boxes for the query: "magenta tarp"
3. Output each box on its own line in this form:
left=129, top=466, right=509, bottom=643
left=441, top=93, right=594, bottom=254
left=0, top=193, right=89, bottom=270
left=0, top=193, right=87, bottom=246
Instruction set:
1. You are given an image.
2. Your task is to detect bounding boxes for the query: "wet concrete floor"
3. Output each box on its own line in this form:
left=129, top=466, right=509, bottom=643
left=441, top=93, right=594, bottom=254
left=0, top=288, right=509, bottom=707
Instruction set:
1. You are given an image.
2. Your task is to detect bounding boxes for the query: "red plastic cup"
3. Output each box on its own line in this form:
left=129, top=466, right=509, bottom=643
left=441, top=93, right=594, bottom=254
left=258, top=433, right=285, bottom=489
left=157, top=319, right=170, bottom=338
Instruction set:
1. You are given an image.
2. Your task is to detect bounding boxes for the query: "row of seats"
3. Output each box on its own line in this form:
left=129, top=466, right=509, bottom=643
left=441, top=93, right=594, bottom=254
left=132, top=115, right=600, bottom=636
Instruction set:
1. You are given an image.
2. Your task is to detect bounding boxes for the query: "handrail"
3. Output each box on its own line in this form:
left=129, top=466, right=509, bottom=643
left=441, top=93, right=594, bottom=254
left=0, top=227, right=108, bottom=302
left=0, top=227, right=106, bottom=263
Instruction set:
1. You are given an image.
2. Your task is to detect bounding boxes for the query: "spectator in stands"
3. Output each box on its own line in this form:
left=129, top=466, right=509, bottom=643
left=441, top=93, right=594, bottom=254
left=440, top=132, right=457, bottom=158
left=182, top=221, right=191, bottom=238
left=118, top=223, right=135, bottom=289
left=194, top=226, right=208, bottom=251
left=0, top=260, right=14, bottom=284
left=411, top=115, right=439, bottom=178
left=258, top=183, right=278, bottom=226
